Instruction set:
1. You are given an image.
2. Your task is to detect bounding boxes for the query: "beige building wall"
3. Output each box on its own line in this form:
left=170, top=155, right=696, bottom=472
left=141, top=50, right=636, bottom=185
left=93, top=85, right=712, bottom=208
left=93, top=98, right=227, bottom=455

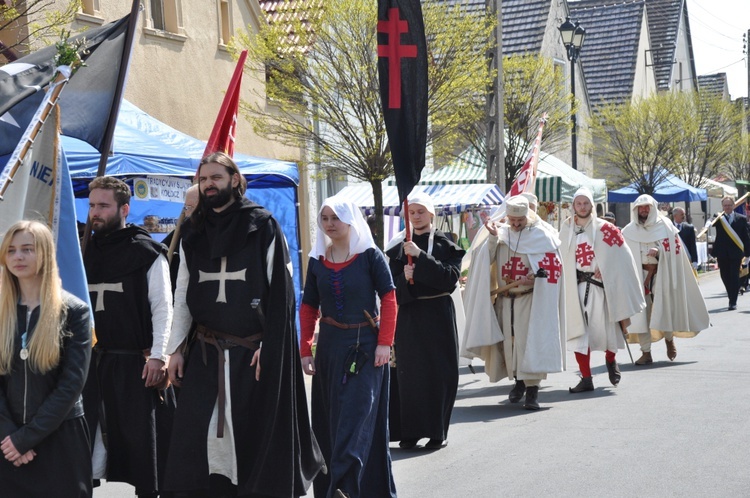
left=19, top=0, right=302, bottom=164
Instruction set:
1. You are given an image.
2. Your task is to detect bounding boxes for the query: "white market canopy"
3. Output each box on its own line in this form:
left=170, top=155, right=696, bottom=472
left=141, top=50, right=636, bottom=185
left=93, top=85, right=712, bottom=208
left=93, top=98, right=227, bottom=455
left=336, top=183, right=504, bottom=216
left=387, top=148, right=607, bottom=203
left=697, top=177, right=737, bottom=198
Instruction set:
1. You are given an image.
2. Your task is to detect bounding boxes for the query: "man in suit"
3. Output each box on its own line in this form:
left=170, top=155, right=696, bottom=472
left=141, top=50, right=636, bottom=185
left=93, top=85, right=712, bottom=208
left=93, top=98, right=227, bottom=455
left=673, top=207, right=698, bottom=268
left=710, top=196, right=750, bottom=310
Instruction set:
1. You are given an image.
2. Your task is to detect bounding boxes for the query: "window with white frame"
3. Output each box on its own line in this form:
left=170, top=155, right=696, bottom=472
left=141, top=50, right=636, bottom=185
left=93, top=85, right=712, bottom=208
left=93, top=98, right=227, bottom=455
left=149, top=0, right=183, bottom=34
left=219, top=0, right=232, bottom=46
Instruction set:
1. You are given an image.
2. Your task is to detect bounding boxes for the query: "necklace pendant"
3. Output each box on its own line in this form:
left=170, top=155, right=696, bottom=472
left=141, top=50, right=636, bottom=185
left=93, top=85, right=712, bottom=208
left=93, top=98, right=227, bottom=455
left=19, top=348, right=29, bottom=360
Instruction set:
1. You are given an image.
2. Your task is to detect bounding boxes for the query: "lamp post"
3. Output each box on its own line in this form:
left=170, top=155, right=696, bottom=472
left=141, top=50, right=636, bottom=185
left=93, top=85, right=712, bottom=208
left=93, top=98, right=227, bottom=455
left=558, top=17, right=586, bottom=170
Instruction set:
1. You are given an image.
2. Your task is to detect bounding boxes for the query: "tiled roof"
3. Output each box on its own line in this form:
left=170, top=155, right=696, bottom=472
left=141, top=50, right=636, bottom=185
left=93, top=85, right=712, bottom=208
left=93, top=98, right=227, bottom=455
left=645, top=0, right=686, bottom=91
left=569, top=0, right=645, bottom=110
left=258, top=0, right=323, bottom=51
left=431, top=0, right=551, bottom=56
left=697, top=73, right=727, bottom=98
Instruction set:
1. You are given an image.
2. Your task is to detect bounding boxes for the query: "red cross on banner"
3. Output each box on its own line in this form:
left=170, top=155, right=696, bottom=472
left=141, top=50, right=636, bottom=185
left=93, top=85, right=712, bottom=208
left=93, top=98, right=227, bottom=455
left=377, top=0, right=428, bottom=204
left=601, top=224, right=624, bottom=247
left=576, top=242, right=595, bottom=267
left=662, top=238, right=671, bottom=252
left=502, top=256, right=528, bottom=282
left=378, top=8, right=417, bottom=109
left=539, top=253, right=562, bottom=284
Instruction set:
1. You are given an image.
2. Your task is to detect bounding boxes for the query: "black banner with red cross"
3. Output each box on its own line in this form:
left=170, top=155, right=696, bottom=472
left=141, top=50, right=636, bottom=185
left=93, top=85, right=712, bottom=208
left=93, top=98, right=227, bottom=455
left=377, top=0, right=428, bottom=204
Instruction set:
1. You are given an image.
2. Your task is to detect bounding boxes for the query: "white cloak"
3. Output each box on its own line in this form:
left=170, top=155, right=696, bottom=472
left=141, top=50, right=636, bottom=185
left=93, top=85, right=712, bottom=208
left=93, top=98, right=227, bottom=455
left=461, top=222, right=565, bottom=382
left=622, top=215, right=710, bottom=339
left=559, top=217, right=645, bottom=344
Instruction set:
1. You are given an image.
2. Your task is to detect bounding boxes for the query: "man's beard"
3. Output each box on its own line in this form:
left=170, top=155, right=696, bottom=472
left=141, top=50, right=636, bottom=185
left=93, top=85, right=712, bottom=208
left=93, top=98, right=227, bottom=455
left=638, top=214, right=648, bottom=223
left=92, top=213, right=122, bottom=236
left=202, top=183, right=234, bottom=209
left=575, top=209, right=592, bottom=219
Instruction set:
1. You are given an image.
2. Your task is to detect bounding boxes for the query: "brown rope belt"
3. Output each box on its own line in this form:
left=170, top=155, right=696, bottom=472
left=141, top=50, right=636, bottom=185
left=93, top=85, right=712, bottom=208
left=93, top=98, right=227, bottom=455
left=496, top=287, right=534, bottom=299
left=195, top=324, right=262, bottom=438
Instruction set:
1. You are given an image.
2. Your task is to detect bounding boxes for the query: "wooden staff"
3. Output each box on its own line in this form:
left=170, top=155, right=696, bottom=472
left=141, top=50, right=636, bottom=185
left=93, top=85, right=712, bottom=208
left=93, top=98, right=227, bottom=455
left=696, top=192, right=750, bottom=239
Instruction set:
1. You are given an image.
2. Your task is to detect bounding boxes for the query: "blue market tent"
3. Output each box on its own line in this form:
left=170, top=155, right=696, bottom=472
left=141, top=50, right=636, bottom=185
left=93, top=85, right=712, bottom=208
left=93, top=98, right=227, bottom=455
left=608, top=171, right=707, bottom=203
left=22, top=99, right=303, bottom=306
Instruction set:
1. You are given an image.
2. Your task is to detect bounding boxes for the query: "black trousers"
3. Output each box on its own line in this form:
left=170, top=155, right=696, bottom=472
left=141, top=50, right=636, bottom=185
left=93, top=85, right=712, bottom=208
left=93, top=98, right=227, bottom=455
left=717, top=256, right=742, bottom=306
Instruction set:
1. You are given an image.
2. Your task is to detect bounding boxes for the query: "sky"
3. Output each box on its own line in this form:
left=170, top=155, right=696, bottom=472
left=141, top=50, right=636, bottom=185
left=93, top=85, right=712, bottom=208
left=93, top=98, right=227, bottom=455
left=688, top=0, right=749, bottom=99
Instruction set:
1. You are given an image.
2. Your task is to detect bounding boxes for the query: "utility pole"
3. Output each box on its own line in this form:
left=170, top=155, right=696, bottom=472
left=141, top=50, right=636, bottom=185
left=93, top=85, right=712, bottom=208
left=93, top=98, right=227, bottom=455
left=486, top=0, right=505, bottom=191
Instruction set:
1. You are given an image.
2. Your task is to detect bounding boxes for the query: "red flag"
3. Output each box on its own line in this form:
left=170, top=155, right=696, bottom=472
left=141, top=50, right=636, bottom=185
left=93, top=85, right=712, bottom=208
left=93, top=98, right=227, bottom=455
left=508, top=114, right=547, bottom=197
left=204, top=49, right=248, bottom=157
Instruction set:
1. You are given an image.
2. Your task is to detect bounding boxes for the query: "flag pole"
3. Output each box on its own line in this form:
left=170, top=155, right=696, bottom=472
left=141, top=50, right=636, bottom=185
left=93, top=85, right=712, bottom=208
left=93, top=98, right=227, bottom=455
left=0, top=71, right=70, bottom=200
left=81, top=0, right=140, bottom=255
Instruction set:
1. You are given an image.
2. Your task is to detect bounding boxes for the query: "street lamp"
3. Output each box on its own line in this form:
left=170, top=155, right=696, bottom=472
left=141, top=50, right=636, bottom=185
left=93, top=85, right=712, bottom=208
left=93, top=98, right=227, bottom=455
left=559, top=17, right=586, bottom=170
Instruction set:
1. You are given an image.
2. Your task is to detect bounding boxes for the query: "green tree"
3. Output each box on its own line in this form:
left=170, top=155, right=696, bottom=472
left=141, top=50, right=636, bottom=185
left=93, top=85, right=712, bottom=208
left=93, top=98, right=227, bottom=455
left=724, top=132, right=750, bottom=182
left=232, top=0, right=494, bottom=248
left=590, top=92, right=687, bottom=194
left=592, top=91, right=744, bottom=195
left=449, top=54, right=574, bottom=193
left=0, top=0, right=80, bottom=62
left=673, top=92, right=744, bottom=187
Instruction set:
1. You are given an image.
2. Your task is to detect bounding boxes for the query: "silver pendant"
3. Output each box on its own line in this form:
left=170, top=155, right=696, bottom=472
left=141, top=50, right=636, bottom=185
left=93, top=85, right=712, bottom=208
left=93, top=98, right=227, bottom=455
left=19, top=348, right=28, bottom=360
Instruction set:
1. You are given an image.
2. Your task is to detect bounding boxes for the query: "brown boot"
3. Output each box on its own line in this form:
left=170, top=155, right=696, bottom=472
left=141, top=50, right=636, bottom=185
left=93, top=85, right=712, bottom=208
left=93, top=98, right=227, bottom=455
left=635, top=351, right=653, bottom=365
left=665, top=339, right=677, bottom=361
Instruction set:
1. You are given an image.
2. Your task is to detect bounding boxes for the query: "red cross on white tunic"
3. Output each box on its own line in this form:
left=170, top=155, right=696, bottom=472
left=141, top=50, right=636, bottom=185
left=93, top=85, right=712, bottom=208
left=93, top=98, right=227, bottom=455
left=601, top=223, right=624, bottom=247
left=538, top=252, right=562, bottom=284
left=501, top=256, right=528, bottom=282
left=662, top=238, right=671, bottom=252
left=674, top=235, right=681, bottom=255
left=576, top=242, right=595, bottom=267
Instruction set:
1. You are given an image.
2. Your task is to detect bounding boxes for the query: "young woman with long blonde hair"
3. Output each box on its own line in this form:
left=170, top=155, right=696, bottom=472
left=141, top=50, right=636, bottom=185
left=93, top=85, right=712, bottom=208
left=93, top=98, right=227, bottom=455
left=0, top=220, right=93, bottom=497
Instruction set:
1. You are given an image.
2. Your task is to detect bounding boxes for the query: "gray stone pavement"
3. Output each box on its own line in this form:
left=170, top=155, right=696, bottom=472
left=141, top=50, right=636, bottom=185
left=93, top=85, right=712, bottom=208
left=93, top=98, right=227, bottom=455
left=94, top=271, right=749, bottom=497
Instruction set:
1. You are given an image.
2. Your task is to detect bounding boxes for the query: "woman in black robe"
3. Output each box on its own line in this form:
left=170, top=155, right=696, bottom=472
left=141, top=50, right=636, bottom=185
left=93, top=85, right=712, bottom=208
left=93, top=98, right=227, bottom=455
left=0, top=220, right=92, bottom=497
left=385, top=193, right=465, bottom=450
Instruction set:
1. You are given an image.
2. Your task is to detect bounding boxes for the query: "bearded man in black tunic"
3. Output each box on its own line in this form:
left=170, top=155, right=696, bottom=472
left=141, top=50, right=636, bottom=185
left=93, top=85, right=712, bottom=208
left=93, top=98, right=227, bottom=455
left=164, top=152, right=324, bottom=497
left=386, top=192, right=465, bottom=450
left=83, top=176, right=174, bottom=497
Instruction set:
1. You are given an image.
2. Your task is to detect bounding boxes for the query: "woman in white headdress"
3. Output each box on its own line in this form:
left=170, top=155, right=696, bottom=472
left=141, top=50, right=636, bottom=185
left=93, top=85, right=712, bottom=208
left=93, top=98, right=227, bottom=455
left=299, top=196, right=397, bottom=498
left=385, top=191, right=465, bottom=450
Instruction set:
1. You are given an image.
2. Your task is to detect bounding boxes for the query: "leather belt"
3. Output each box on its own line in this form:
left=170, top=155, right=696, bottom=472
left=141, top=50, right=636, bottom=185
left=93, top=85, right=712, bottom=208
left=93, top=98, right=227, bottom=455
left=319, top=316, right=377, bottom=329
left=576, top=270, right=604, bottom=288
left=195, top=324, right=262, bottom=438
left=417, top=292, right=451, bottom=300
left=93, top=346, right=150, bottom=357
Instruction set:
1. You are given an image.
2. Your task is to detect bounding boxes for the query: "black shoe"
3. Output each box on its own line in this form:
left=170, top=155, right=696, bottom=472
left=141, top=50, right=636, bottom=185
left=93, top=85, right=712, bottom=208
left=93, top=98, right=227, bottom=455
left=399, top=438, right=419, bottom=449
left=606, top=360, right=621, bottom=386
left=569, top=376, right=594, bottom=393
left=728, top=304, right=737, bottom=311
left=424, top=439, right=448, bottom=449
left=523, top=386, right=540, bottom=410
left=508, top=379, right=526, bottom=403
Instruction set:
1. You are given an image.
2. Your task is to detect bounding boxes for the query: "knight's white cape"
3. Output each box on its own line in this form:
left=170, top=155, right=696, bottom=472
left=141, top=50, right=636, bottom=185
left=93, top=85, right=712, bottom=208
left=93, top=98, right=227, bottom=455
left=622, top=217, right=710, bottom=338
left=559, top=217, right=645, bottom=342
left=461, top=222, right=565, bottom=381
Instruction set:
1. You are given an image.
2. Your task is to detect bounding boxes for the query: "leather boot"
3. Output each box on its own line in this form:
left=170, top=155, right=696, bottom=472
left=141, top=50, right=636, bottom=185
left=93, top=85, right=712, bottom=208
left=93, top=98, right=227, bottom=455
left=523, top=386, right=540, bottom=410
left=635, top=351, right=653, bottom=365
left=509, top=379, right=526, bottom=403
left=606, top=360, right=621, bottom=386
left=569, top=376, right=594, bottom=393
left=665, top=339, right=677, bottom=361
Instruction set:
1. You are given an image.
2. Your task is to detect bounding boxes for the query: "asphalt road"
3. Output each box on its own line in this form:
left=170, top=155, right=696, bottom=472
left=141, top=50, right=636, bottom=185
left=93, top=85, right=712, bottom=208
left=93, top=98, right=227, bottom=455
left=94, top=271, right=750, bottom=497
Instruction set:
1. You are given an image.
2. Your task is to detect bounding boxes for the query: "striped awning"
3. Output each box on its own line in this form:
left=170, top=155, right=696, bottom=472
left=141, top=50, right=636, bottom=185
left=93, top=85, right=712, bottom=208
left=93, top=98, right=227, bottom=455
left=385, top=146, right=606, bottom=203
left=336, top=183, right=504, bottom=216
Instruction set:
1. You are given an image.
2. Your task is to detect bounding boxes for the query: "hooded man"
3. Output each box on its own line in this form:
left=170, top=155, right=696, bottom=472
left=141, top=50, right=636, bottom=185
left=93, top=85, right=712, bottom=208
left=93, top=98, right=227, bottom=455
left=385, top=192, right=465, bottom=449
left=560, top=188, right=645, bottom=392
left=461, top=196, right=564, bottom=410
left=621, top=194, right=710, bottom=365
